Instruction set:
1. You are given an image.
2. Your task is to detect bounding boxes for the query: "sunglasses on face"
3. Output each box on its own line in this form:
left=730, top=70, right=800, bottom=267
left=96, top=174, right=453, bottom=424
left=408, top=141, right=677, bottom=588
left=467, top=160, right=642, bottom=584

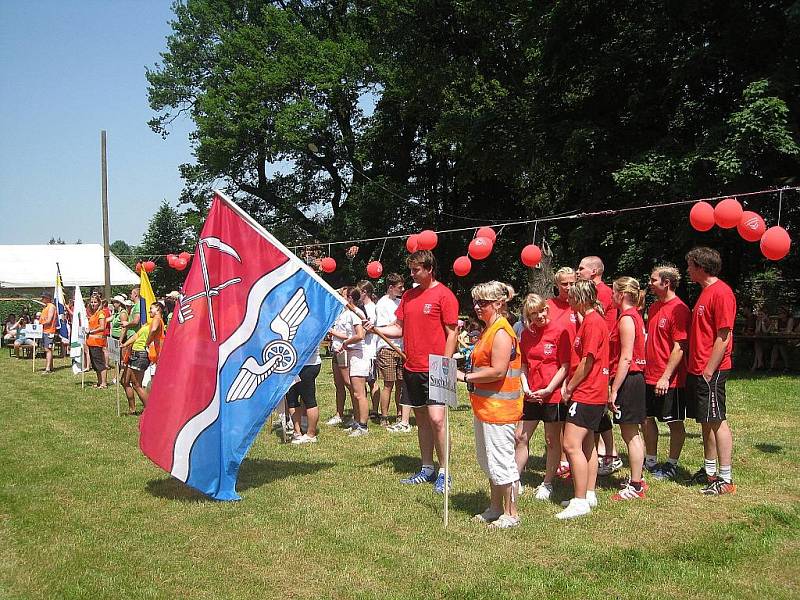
left=473, top=299, right=494, bottom=307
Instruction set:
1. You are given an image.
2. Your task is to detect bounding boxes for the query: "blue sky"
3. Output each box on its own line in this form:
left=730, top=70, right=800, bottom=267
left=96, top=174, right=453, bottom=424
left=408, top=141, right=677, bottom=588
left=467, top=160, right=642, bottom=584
left=0, top=1, right=194, bottom=248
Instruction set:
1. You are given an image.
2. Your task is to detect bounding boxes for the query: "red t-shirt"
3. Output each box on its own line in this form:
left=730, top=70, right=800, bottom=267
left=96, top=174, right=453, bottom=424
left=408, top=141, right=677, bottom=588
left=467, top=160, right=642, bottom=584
left=609, top=307, right=647, bottom=378
left=596, top=281, right=618, bottom=332
left=520, top=320, right=571, bottom=404
left=645, top=296, right=690, bottom=387
left=688, top=279, right=737, bottom=374
left=396, top=283, right=459, bottom=372
left=549, top=298, right=579, bottom=372
left=572, top=310, right=609, bottom=405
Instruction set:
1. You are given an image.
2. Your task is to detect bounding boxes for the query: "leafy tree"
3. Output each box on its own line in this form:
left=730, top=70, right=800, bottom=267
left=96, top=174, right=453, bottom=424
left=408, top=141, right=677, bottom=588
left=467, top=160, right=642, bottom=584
left=148, top=0, right=800, bottom=304
left=138, top=201, right=193, bottom=295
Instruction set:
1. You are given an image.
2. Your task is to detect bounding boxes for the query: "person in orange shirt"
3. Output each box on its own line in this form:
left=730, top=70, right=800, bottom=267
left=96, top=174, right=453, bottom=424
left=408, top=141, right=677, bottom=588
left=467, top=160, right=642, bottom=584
left=86, top=296, right=108, bottom=388
left=458, top=281, right=523, bottom=529
left=38, top=290, right=57, bottom=373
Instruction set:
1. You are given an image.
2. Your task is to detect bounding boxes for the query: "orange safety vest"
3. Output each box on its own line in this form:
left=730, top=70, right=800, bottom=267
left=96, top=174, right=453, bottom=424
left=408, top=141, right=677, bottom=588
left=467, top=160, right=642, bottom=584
left=469, top=316, right=523, bottom=424
left=87, top=310, right=106, bottom=347
left=40, top=303, right=56, bottom=334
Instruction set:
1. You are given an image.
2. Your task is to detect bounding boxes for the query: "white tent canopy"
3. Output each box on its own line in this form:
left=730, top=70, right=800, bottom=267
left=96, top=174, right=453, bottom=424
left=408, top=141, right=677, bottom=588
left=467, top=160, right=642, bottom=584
left=0, top=244, right=140, bottom=288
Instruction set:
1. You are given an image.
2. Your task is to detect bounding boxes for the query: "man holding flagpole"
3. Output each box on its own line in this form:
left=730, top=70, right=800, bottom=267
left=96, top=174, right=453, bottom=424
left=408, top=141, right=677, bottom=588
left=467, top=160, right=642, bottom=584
left=38, top=290, right=56, bottom=374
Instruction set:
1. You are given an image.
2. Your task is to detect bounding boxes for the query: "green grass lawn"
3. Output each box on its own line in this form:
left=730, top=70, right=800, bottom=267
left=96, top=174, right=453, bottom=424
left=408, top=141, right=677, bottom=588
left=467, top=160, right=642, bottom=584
left=1, top=351, right=799, bottom=599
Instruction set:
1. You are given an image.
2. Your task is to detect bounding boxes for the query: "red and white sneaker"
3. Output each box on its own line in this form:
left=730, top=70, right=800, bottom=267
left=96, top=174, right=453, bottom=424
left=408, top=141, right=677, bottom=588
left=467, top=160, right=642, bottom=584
left=556, top=464, right=571, bottom=480
left=611, top=483, right=646, bottom=501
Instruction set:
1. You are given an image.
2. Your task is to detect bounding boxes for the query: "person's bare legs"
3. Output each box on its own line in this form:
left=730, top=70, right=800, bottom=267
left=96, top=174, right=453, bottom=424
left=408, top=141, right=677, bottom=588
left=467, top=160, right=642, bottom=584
left=643, top=417, right=659, bottom=459
left=620, top=423, right=645, bottom=482
left=350, top=375, right=368, bottom=426
left=427, top=405, right=448, bottom=465
left=305, top=406, right=319, bottom=437
left=563, top=422, right=590, bottom=498
left=543, top=421, right=563, bottom=484
left=332, top=363, right=350, bottom=419
left=379, top=380, right=394, bottom=420
left=414, top=407, right=434, bottom=465
left=705, top=421, right=732, bottom=468
left=667, top=420, right=686, bottom=461
left=514, top=420, right=539, bottom=476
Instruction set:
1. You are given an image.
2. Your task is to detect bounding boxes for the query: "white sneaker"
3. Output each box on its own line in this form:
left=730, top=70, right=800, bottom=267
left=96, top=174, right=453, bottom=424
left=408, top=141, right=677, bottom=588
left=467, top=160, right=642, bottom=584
left=291, top=434, right=318, bottom=445
left=325, top=415, right=343, bottom=426
left=556, top=498, right=591, bottom=520
left=518, top=482, right=525, bottom=496
left=560, top=491, right=597, bottom=508
left=534, top=483, right=553, bottom=501
left=388, top=421, right=412, bottom=433
left=348, top=426, right=369, bottom=437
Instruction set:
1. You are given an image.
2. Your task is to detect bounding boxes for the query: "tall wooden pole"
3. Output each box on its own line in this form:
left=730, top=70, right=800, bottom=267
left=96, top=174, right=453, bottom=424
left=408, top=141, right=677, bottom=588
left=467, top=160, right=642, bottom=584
left=100, top=130, right=111, bottom=300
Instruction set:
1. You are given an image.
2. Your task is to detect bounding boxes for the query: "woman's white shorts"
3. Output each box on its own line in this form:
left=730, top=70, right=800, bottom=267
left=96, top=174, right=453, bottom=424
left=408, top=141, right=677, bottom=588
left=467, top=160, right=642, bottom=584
left=473, top=416, right=519, bottom=485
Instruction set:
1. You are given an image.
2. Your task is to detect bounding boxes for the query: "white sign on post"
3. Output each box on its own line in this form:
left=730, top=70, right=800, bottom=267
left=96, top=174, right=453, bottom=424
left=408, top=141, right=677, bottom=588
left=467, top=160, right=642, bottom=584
left=107, top=337, right=121, bottom=365
left=24, top=324, right=43, bottom=339
left=428, top=354, right=458, bottom=408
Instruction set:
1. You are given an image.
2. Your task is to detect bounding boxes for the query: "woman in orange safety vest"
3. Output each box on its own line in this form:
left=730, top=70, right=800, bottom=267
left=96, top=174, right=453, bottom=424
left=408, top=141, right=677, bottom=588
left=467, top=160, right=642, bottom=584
left=457, top=281, right=523, bottom=529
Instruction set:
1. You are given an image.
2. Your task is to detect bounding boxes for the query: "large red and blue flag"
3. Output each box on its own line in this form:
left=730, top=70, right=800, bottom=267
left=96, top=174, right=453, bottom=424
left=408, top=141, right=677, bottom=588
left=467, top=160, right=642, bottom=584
left=139, top=191, right=346, bottom=500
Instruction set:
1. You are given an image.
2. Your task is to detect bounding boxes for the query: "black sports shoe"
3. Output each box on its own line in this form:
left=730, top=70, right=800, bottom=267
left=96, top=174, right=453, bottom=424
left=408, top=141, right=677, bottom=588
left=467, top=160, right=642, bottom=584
left=686, top=468, right=710, bottom=485
left=653, top=462, right=677, bottom=480
left=644, top=462, right=660, bottom=474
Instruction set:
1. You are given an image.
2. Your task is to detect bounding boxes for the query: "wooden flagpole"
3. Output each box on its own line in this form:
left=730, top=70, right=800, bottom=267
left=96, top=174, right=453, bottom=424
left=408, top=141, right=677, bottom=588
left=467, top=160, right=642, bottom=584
left=346, top=302, right=406, bottom=361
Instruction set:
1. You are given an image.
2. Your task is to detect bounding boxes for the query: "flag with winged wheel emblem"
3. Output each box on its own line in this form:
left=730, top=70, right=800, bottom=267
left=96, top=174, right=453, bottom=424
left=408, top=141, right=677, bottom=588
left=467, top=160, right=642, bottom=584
left=139, top=191, right=346, bottom=500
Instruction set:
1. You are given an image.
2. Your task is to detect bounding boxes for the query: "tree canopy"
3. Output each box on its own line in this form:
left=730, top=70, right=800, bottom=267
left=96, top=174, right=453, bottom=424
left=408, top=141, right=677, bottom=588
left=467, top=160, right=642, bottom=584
left=148, top=0, right=800, bottom=306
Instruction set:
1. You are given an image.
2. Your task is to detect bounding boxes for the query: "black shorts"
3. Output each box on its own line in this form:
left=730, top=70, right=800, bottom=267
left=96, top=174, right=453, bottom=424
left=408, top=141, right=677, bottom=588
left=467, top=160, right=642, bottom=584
left=401, top=369, right=443, bottom=408
left=286, top=363, right=321, bottom=409
left=88, top=345, right=107, bottom=372
left=522, top=401, right=566, bottom=423
left=596, top=412, right=613, bottom=433
left=612, top=371, right=646, bottom=425
left=686, top=371, right=728, bottom=423
left=128, top=350, right=150, bottom=372
left=565, top=401, right=606, bottom=431
left=646, top=384, right=686, bottom=422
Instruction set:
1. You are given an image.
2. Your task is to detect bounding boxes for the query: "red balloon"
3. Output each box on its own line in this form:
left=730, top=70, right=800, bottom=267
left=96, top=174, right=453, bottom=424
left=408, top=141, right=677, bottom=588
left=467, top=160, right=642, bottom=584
left=760, top=226, right=791, bottom=261
left=737, top=211, right=766, bottom=242
left=320, top=257, right=337, bottom=273
left=714, top=197, right=743, bottom=229
left=174, top=257, right=188, bottom=271
left=521, top=244, right=542, bottom=267
left=167, top=254, right=177, bottom=267
left=406, top=234, right=419, bottom=253
left=689, top=201, right=715, bottom=232
left=468, top=236, right=493, bottom=260
left=453, top=256, right=472, bottom=277
left=366, top=261, right=383, bottom=279
left=417, top=229, right=438, bottom=250
left=179, top=251, right=192, bottom=262
left=135, top=261, right=142, bottom=274
left=476, top=226, right=496, bottom=243
left=143, top=261, right=156, bottom=273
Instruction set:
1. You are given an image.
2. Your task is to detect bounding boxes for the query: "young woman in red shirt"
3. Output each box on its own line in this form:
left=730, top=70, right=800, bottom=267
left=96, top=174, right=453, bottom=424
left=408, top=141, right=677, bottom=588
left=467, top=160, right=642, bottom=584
left=608, top=277, right=648, bottom=500
left=515, top=293, right=571, bottom=501
left=559, top=280, right=609, bottom=520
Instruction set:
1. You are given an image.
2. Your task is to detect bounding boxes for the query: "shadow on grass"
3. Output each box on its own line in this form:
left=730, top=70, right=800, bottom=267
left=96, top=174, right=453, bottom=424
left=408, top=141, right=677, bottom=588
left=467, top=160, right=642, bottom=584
left=754, top=442, right=783, bottom=454
left=146, top=458, right=335, bottom=502
left=450, top=490, right=489, bottom=515
left=368, top=454, right=419, bottom=474
left=659, top=431, right=702, bottom=439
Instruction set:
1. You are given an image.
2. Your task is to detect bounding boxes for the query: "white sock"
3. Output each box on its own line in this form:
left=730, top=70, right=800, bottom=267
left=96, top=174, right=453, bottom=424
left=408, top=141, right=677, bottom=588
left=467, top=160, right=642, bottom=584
left=560, top=460, right=569, bottom=468
left=667, top=457, right=678, bottom=466
left=704, top=459, right=717, bottom=476
left=438, top=467, right=446, bottom=476
left=645, top=455, right=657, bottom=468
left=586, top=490, right=597, bottom=506
left=421, top=465, right=435, bottom=476
left=719, top=465, right=732, bottom=483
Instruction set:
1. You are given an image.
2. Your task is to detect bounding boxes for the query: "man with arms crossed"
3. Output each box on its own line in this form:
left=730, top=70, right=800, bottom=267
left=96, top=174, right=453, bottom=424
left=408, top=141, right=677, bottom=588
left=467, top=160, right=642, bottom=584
left=371, top=251, right=459, bottom=493
left=642, top=265, right=691, bottom=480
left=685, top=247, right=737, bottom=495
